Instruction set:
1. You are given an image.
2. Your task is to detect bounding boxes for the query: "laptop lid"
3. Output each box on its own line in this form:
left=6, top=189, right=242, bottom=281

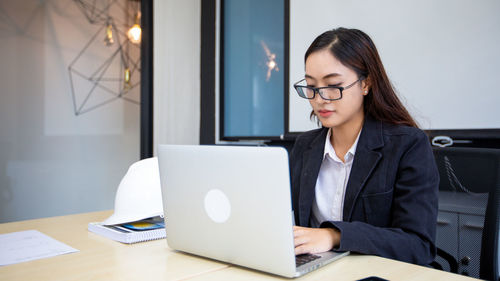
left=157, top=144, right=297, bottom=277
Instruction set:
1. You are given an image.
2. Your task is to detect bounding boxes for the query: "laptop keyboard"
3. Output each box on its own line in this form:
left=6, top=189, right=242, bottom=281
left=295, top=254, right=321, bottom=267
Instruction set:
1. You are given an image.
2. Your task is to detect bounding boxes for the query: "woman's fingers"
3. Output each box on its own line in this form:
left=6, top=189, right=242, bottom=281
left=294, top=235, right=309, bottom=247
left=293, top=226, right=313, bottom=254
left=294, top=244, right=310, bottom=255
left=292, top=226, right=340, bottom=255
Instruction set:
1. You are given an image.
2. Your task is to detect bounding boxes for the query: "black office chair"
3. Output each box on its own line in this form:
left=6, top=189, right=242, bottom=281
left=431, top=147, right=500, bottom=281
left=481, top=175, right=500, bottom=281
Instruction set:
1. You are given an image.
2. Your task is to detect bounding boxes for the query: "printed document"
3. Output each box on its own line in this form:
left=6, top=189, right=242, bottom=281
left=0, top=230, right=79, bottom=266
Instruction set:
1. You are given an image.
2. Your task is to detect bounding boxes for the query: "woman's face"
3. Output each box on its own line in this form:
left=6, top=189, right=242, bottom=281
left=305, top=49, right=368, bottom=129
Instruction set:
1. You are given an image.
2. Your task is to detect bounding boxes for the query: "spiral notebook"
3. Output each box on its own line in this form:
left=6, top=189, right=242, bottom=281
left=88, top=217, right=166, bottom=244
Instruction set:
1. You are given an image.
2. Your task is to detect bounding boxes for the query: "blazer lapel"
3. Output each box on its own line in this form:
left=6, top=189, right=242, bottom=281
left=298, top=127, right=328, bottom=226
left=343, top=117, right=384, bottom=221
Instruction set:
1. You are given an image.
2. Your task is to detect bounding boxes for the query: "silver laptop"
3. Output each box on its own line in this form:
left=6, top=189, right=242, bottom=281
left=157, top=144, right=349, bottom=278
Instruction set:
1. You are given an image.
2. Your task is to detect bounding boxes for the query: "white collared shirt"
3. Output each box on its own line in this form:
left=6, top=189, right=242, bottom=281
left=310, top=128, right=361, bottom=227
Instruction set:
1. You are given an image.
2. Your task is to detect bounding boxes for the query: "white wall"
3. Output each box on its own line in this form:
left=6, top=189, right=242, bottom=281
left=0, top=0, right=140, bottom=222
left=289, top=0, right=500, bottom=132
left=153, top=0, right=201, bottom=150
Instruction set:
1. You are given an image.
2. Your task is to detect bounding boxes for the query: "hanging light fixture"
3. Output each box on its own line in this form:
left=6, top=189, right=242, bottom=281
left=124, top=0, right=140, bottom=90
left=124, top=67, right=131, bottom=90
left=127, top=11, right=141, bottom=44
left=104, top=18, right=114, bottom=46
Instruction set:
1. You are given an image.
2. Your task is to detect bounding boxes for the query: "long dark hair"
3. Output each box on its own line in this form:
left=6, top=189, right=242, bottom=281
left=305, top=27, right=418, bottom=128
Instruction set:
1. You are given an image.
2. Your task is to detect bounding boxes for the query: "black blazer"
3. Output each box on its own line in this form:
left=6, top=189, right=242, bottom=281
left=289, top=116, right=439, bottom=265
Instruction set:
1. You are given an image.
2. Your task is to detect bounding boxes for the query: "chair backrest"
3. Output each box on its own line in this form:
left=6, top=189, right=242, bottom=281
left=433, top=147, right=500, bottom=280
left=481, top=173, right=500, bottom=281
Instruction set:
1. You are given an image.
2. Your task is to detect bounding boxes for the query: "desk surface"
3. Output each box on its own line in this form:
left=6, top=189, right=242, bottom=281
left=0, top=211, right=479, bottom=281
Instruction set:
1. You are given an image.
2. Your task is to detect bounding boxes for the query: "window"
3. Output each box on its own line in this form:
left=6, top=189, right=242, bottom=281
left=221, top=0, right=284, bottom=139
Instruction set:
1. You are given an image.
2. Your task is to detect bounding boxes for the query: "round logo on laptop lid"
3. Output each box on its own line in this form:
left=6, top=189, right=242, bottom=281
left=204, top=189, right=231, bottom=223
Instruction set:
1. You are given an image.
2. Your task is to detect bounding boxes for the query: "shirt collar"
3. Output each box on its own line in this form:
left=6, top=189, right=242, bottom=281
left=323, top=128, right=362, bottom=163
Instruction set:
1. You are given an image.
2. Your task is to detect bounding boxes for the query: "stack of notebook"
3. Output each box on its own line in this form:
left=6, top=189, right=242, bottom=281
left=88, top=217, right=166, bottom=244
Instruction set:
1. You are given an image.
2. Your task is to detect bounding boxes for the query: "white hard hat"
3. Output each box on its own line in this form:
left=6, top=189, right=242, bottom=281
left=103, top=157, right=164, bottom=225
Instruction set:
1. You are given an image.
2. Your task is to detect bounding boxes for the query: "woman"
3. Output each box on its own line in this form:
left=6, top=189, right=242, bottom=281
left=290, top=27, right=439, bottom=265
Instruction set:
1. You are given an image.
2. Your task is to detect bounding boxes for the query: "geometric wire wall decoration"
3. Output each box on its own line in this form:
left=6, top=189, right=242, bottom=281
left=74, top=0, right=116, bottom=25
left=68, top=0, right=140, bottom=116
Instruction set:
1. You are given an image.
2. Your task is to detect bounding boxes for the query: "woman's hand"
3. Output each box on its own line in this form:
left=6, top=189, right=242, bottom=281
left=293, top=226, right=340, bottom=255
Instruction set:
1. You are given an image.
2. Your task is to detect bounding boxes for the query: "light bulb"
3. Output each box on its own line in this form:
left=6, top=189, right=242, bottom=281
left=127, top=24, right=141, bottom=44
left=260, top=40, right=279, bottom=82
left=124, top=68, right=131, bottom=90
left=104, top=24, right=114, bottom=46
left=127, top=12, right=142, bottom=44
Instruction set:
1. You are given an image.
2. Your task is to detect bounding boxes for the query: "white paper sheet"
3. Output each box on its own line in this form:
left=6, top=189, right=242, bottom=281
left=0, top=230, right=79, bottom=266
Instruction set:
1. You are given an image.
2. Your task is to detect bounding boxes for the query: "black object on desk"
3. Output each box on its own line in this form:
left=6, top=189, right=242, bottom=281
left=356, top=276, right=389, bottom=281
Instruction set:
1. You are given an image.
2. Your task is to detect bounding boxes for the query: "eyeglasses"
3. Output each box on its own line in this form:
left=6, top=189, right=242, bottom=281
left=293, top=76, right=365, bottom=101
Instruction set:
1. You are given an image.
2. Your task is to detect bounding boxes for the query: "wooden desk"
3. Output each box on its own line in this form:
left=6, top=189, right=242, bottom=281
left=0, top=211, right=228, bottom=281
left=0, top=211, right=479, bottom=281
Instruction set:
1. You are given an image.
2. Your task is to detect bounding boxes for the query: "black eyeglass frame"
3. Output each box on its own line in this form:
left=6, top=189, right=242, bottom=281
left=293, top=76, right=365, bottom=101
